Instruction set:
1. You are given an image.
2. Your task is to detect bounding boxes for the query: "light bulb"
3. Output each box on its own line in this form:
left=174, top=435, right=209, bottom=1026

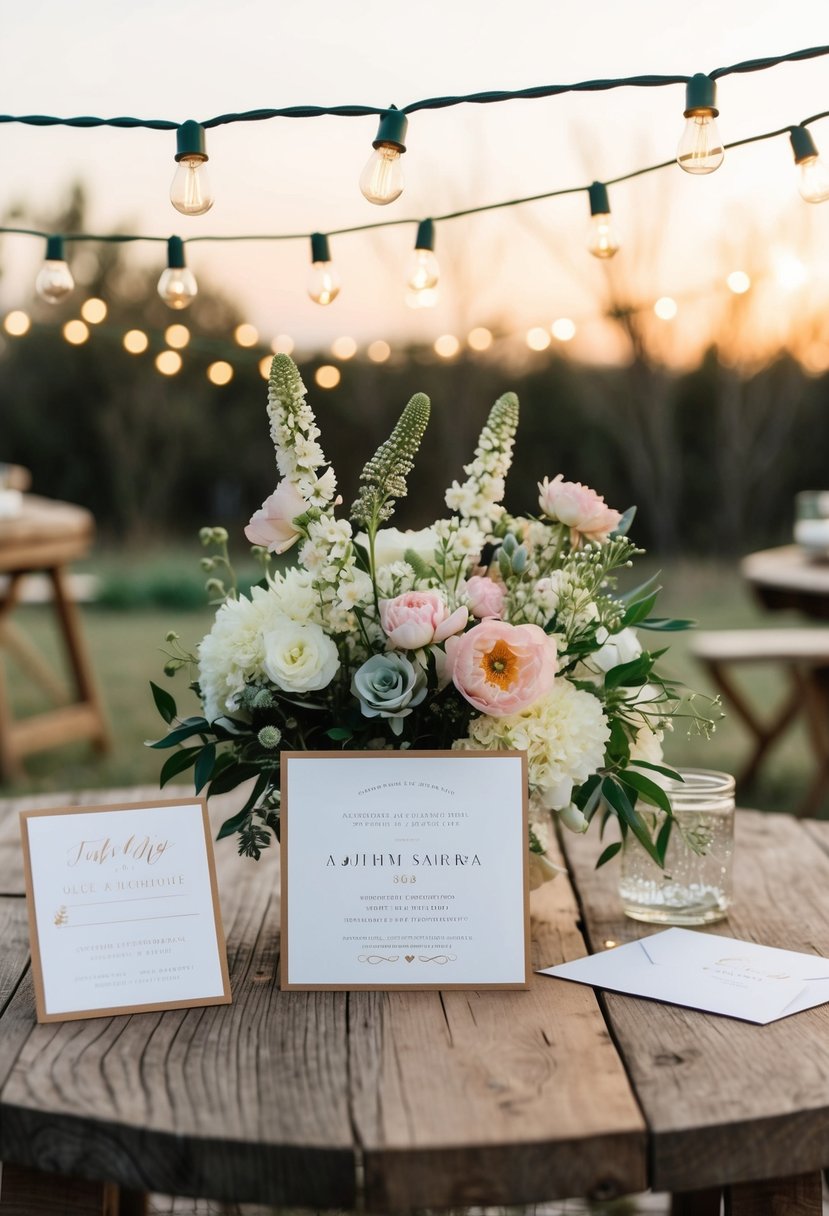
left=171, top=121, right=214, bottom=216
left=790, top=126, right=829, bottom=204
left=360, top=106, right=408, bottom=205
left=36, top=236, right=74, bottom=304
left=158, top=236, right=198, bottom=310
left=407, top=218, right=439, bottom=298
left=586, top=183, right=620, bottom=259
left=360, top=146, right=404, bottom=205
left=307, top=233, right=340, bottom=305
left=677, top=74, right=724, bottom=175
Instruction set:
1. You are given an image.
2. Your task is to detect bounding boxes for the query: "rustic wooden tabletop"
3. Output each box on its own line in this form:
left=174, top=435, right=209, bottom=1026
left=0, top=787, right=827, bottom=1215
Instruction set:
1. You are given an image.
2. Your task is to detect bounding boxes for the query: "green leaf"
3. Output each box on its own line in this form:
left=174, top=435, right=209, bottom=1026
left=326, top=727, right=353, bottom=741
left=150, top=680, right=177, bottom=725
left=217, top=807, right=252, bottom=840
left=208, top=761, right=262, bottom=798
left=619, top=769, right=672, bottom=814
left=656, top=815, right=674, bottom=867
left=604, top=653, right=655, bottom=691
left=596, top=841, right=623, bottom=868
left=602, top=777, right=662, bottom=867
left=159, top=746, right=201, bottom=787
left=639, top=617, right=695, bottom=632
left=194, top=744, right=217, bottom=794
left=621, top=591, right=660, bottom=629
left=607, top=718, right=631, bottom=765
left=620, top=572, right=660, bottom=605
left=403, top=548, right=433, bottom=580
left=612, top=506, right=637, bottom=537
left=146, top=718, right=209, bottom=749
left=629, top=759, right=684, bottom=782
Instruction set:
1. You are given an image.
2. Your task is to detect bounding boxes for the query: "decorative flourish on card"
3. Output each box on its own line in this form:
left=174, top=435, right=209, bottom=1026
left=53, top=906, right=68, bottom=927
left=418, top=954, right=457, bottom=964
left=358, top=954, right=400, bottom=964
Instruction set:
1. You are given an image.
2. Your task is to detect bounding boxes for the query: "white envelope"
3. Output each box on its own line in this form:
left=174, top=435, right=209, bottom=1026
left=539, top=928, right=829, bottom=1024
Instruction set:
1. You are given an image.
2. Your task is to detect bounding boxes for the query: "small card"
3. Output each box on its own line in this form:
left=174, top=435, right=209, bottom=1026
left=280, top=750, right=530, bottom=990
left=20, top=799, right=232, bottom=1022
left=539, top=927, right=829, bottom=1024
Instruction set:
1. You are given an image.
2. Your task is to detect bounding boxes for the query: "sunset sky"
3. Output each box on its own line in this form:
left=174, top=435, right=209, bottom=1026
left=1, top=0, right=828, bottom=365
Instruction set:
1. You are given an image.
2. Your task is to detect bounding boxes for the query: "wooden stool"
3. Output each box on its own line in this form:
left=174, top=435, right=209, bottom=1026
left=0, top=495, right=110, bottom=781
left=691, top=627, right=829, bottom=815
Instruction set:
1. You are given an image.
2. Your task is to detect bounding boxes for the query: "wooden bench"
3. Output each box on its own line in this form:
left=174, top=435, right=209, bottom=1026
left=691, top=628, right=829, bottom=814
left=0, top=496, right=110, bottom=780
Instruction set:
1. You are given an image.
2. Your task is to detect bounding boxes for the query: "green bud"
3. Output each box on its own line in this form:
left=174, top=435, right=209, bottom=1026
left=199, top=527, right=214, bottom=546
left=511, top=546, right=528, bottom=574
left=201, top=557, right=215, bottom=572
left=257, top=725, right=282, bottom=749
left=163, top=661, right=179, bottom=677
left=205, top=577, right=226, bottom=596
left=252, top=688, right=275, bottom=709
left=501, top=533, right=517, bottom=555
left=498, top=548, right=512, bottom=581
left=165, top=630, right=179, bottom=643
left=212, top=526, right=228, bottom=544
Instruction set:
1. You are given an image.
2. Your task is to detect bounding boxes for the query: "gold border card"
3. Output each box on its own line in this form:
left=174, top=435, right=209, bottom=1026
left=20, top=798, right=231, bottom=1022
left=280, top=750, right=530, bottom=990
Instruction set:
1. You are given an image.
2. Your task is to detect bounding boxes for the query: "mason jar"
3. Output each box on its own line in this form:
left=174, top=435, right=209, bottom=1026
left=618, top=769, right=735, bottom=925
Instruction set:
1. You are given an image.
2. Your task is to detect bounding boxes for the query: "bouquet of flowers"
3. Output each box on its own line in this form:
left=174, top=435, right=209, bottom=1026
left=152, top=355, right=715, bottom=883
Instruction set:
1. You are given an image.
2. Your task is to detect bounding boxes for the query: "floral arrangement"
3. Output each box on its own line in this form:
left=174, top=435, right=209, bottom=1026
left=152, top=355, right=715, bottom=882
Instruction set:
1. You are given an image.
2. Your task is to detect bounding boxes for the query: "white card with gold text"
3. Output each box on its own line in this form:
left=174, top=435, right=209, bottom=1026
left=540, top=927, right=829, bottom=1023
left=20, top=799, right=232, bottom=1022
left=280, top=751, right=530, bottom=990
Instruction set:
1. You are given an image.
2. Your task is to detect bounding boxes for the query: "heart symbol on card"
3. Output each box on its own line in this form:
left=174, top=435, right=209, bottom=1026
left=405, top=954, right=415, bottom=963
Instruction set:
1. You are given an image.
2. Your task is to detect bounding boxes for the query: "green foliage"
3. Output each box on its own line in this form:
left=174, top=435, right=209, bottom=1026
left=350, top=392, right=431, bottom=530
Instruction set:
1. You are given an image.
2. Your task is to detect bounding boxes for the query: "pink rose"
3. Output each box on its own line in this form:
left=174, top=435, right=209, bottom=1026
left=538, top=475, right=622, bottom=544
left=380, top=591, right=468, bottom=651
left=444, top=619, right=557, bottom=717
left=465, top=575, right=505, bottom=619
left=244, top=480, right=307, bottom=554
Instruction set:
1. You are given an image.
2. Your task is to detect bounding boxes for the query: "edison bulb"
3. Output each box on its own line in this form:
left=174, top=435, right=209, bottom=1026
left=677, top=113, right=724, bottom=174
left=170, top=157, right=214, bottom=216
left=36, top=259, right=75, bottom=304
left=359, top=145, right=404, bottom=205
left=587, top=213, right=620, bottom=259
left=158, top=266, right=198, bottom=310
left=798, top=155, right=829, bottom=203
left=407, top=248, right=439, bottom=292
left=308, top=262, right=341, bottom=306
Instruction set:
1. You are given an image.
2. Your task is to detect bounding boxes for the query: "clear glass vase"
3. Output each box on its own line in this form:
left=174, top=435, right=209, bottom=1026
left=618, top=769, right=735, bottom=925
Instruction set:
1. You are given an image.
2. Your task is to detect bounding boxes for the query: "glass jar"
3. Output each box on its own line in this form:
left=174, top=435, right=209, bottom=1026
left=794, top=490, right=829, bottom=557
left=618, top=769, right=735, bottom=925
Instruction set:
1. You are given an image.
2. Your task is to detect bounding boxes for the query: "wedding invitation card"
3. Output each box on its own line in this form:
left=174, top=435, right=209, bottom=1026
left=540, top=927, right=829, bottom=1023
left=20, top=799, right=232, bottom=1022
left=280, top=750, right=529, bottom=990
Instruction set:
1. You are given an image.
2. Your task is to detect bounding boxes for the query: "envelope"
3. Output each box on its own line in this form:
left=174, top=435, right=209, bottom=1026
left=538, top=928, right=829, bottom=1023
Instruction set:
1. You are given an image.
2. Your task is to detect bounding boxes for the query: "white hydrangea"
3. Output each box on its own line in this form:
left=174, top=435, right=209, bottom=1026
left=198, top=585, right=296, bottom=720
left=453, top=679, right=610, bottom=811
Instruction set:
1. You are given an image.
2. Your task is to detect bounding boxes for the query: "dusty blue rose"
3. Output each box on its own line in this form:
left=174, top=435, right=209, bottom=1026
left=351, top=653, right=427, bottom=737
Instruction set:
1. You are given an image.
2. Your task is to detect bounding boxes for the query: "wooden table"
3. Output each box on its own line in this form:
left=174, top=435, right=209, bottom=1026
left=0, top=495, right=110, bottom=780
left=742, top=545, right=829, bottom=813
left=0, top=788, right=828, bottom=1215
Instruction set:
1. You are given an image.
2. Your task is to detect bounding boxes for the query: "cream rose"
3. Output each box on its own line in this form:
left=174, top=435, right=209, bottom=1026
left=262, top=619, right=340, bottom=693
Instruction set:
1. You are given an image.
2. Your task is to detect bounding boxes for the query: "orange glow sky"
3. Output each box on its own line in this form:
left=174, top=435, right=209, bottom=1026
left=1, top=0, right=829, bottom=366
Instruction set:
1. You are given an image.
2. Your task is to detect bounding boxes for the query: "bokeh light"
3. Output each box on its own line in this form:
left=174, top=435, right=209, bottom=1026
left=526, top=326, right=551, bottom=350
left=207, top=361, right=234, bottom=385
left=551, top=318, right=577, bottom=342
left=654, top=296, right=678, bottom=320
left=467, top=327, right=493, bottom=352
left=80, top=297, right=107, bottom=324
left=155, top=350, right=182, bottom=375
left=315, top=364, right=341, bottom=388
left=4, top=311, right=30, bottom=336
left=434, top=334, right=460, bottom=359
left=63, top=320, right=90, bottom=345
left=367, top=339, right=391, bottom=363
left=165, top=324, right=190, bottom=349
left=235, top=323, right=259, bottom=347
left=123, top=329, right=149, bottom=354
left=332, top=336, right=357, bottom=360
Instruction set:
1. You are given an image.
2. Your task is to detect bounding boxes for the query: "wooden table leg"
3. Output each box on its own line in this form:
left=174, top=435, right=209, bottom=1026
left=671, top=1188, right=722, bottom=1214
left=724, top=1170, right=823, bottom=1214
left=48, top=567, right=110, bottom=756
left=0, top=1163, right=119, bottom=1215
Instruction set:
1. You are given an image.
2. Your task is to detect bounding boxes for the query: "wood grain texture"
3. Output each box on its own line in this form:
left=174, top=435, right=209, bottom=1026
left=0, top=791, right=356, bottom=1209
left=0, top=1163, right=118, bottom=1216
left=356, top=836, right=647, bottom=1210
left=560, top=810, right=829, bottom=1193
left=724, top=1171, right=823, bottom=1215
left=0, top=788, right=647, bottom=1211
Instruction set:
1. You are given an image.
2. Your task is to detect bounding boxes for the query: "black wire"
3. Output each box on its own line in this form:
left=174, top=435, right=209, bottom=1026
left=0, top=44, right=827, bottom=133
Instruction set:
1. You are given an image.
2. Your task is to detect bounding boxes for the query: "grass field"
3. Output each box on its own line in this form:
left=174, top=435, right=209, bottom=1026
left=3, top=554, right=826, bottom=818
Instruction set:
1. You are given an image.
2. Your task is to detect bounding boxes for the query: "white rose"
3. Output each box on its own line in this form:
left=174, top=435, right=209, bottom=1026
left=262, top=619, right=340, bottom=693
left=593, top=626, right=642, bottom=673
left=357, top=526, right=438, bottom=568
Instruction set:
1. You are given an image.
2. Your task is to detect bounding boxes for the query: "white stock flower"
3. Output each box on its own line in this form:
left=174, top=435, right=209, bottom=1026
left=263, top=619, right=340, bottom=693
left=358, top=526, right=439, bottom=569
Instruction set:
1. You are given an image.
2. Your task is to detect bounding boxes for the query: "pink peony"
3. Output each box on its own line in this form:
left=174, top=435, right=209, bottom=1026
left=380, top=591, right=468, bottom=651
left=244, top=481, right=307, bottom=554
left=538, top=475, right=622, bottom=544
left=444, top=619, right=557, bottom=717
left=465, top=575, right=505, bottom=619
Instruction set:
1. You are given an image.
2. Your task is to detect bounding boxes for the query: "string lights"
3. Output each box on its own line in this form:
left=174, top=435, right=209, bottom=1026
left=0, top=44, right=827, bottom=311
